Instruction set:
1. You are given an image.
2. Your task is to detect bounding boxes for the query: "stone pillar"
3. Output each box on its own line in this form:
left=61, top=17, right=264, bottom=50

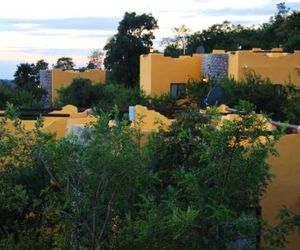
left=202, top=54, right=228, bottom=82
left=39, top=70, right=52, bottom=107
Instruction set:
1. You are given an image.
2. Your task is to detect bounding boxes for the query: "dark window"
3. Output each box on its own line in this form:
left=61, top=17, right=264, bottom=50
left=170, top=83, right=186, bottom=98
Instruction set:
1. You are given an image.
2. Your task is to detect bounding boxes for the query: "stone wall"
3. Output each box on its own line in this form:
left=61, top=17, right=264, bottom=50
left=202, top=54, right=228, bottom=82
left=39, top=70, right=52, bottom=107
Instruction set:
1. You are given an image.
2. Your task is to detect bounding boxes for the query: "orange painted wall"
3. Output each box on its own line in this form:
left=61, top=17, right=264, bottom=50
left=132, top=105, right=173, bottom=132
left=140, top=53, right=202, bottom=96
left=0, top=105, right=96, bottom=139
left=262, top=134, right=300, bottom=250
left=228, top=50, right=300, bottom=86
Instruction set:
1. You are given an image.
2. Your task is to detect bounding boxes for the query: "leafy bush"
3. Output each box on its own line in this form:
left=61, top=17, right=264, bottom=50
left=185, top=79, right=212, bottom=107
left=222, top=73, right=300, bottom=124
left=57, top=78, right=94, bottom=108
left=0, top=82, right=46, bottom=109
left=93, top=84, right=148, bottom=111
left=57, top=79, right=147, bottom=110
left=0, top=107, right=55, bottom=248
left=115, top=104, right=279, bottom=248
left=57, top=78, right=178, bottom=115
left=183, top=73, right=300, bottom=124
left=0, top=104, right=299, bottom=249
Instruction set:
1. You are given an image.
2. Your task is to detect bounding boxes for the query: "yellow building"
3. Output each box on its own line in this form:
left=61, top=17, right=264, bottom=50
left=140, top=53, right=202, bottom=96
left=228, top=48, right=300, bottom=86
left=0, top=105, right=96, bottom=139
left=262, top=133, right=300, bottom=250
left=40, top=69, right=106, bottom=106
left=140, top=49, right=300, bottom=96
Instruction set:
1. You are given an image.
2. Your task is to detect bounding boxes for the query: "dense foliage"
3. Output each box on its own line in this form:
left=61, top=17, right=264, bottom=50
left=1, top=103, right=300, bottom=249
left=57, top=78, right=147, bottom=109
left=53, top=57, right=75, bottom=70
left=56, top=72, right=300, bottom=125
left=14, top=60, right=48, bottom=89
left=162, top=3, right=300, bottom=56
left=104, top=12, right=158, bottom=87
left=87, top=50, right=104, bottom=70
left=0, top=81, right=46, bottom=109
left=56, top=78, right=178, bottom=115
left=5, top=60, right=49, bottom=109
left=222, top=74, right=300, bottom=124
left=121, top=104, right=276, bottom=249
left=182, top=73, right=300, bottom=125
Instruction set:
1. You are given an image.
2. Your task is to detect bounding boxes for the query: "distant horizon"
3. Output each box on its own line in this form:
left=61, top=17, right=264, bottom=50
left=1, top=0, right=300, bottom=79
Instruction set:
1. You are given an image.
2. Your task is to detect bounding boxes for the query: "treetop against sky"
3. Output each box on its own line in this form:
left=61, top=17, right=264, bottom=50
left=0, top=0, right=299, bottom=79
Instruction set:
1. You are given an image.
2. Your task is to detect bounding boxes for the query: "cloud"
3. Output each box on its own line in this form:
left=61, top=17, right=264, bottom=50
left=1, top=0, right=299, bottom=79
left=0, top=17, right=120, bottom=32
left=199, top=7, right=275, bottom=16
left=6, top=47, right=93, bottom=56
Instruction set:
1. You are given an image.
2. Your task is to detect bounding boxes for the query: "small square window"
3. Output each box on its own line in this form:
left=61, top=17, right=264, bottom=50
left=171, top=83, right=186, bottom=98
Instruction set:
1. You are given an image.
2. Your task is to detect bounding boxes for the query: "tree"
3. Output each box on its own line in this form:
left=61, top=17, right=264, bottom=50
left=33, top=59, right=49, bottom=86
left=172, top=25, right=191, bottom=55
left=161, top=25, right=191, bottom=56
left=54, top=57, right=75, bottom=70
left=14, top=60, right=49, bottom=88
left=185, top=3, right=299, bottom=53
left=35, top=59, right=49, bottom=72
left=13, top=60, right=48, bottom=104
left=38, top=112, right=145, bottom=249
left=14, top=63, right=36, bottom=89
left=104, top=12, right=158, bottom=87
left=0, top=106, right=54, bottom=248
left=113, top=103, right=287, bottom=249
left=87, top=50, right=104, bottom=69
left=0, top=103, right=300, bottom=248
left=275, top=2, right=290, bottom=21
left=58, top=78, right=94, bottom=108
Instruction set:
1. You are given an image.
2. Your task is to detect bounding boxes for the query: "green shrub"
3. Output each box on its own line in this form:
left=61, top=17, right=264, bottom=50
left=0, top=82, right=45, bottom=109
left=57, top=79, right=178, bottom=115
left=57, top=78, right=94, bottom=108
left=0, top=104, right=299, bottom=249
left=221, top=73, right=300, bottom=124
left=185, top=73, right=300, bottom=124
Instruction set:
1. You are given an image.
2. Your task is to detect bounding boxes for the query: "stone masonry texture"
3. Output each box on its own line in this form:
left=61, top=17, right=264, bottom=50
left=202, top=54, right=228, bottom=82
left=39, top=70, right=52, bottom=107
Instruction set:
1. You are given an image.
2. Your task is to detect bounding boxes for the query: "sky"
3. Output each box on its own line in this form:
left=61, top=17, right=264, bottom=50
left=0, top=0, right=299, bottom=79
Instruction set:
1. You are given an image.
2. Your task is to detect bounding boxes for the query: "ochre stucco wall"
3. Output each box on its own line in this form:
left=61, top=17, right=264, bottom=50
left=51, top=69, right=106, bottom=103
left=140, top=50, right=300, bottom=97
left=140, top=53, right=202, bottom=96
left=132, top=105, right=173, bottom=132
left=262, top=133, right=300, bottom=250
left=228, top=50, right=300, bottom=86
left=228, top=51, right=239, bottom=79
left=1, top=105, right=96, bottom=139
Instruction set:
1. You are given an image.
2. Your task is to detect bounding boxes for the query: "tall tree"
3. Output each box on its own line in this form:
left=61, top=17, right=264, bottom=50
left=14, top=63, right=36, bottom=89
left=34, top=59, right=49, bottom=84
left=54, top=57, right=75, bottom=70
left=13, top=61, right=48, bottom=103
left=161, top=24, right=191, bottom=56
left=87, top=49, right=104, bottom=69
left=186, top=3, right=299, bottom=53
left=104, top=12, right=158, bottom=87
